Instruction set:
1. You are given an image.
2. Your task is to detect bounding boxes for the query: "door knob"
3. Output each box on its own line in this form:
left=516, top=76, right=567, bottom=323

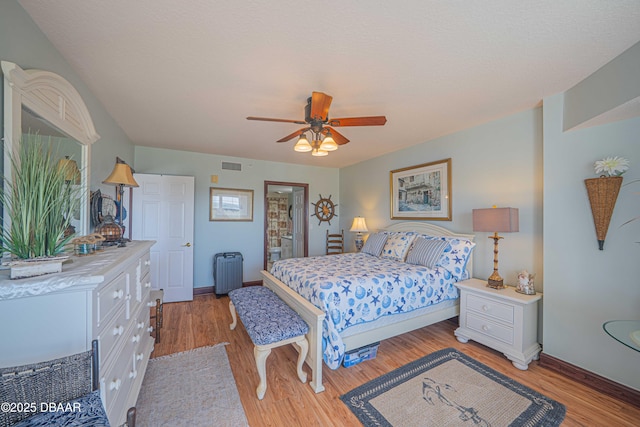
left=182, top=242, right=191, bottom=247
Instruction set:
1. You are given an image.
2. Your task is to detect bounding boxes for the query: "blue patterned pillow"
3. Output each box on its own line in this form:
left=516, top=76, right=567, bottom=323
left=425, top=236, right=476, bottom=281
left=405, top=237, right=450, bottom=269
left=380, top=232, right=416, bottom=262
left=361, top=232, right=388, bottom=257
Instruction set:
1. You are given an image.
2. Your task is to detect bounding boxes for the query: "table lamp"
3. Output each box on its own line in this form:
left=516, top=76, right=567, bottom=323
left=103, top=159, right=139, bottom=243
left=350, top=216, right=368, bottom=251
left=472, top=207, right=519, bottom=289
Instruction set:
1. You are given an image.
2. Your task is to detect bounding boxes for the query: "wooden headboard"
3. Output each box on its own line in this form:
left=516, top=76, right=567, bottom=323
left=380, top=221, right=475, bottom=278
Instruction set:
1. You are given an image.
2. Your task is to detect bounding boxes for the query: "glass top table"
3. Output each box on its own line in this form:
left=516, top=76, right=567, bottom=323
left=603, top=320, right=640, bottom=353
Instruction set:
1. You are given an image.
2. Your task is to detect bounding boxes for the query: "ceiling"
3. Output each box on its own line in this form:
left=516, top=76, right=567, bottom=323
left=18, top=1, right=640, bottom=168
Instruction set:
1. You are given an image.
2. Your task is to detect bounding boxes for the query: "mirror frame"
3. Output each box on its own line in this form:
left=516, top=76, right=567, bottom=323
left=2, top=61, right=99, bottom=236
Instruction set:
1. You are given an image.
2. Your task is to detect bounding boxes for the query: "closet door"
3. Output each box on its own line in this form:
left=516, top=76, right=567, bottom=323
left=132, top=174, right=195, bottom=302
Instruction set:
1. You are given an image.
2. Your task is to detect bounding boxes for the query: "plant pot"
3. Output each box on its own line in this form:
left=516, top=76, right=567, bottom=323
left=584, top=176, right=623, bottom=250
left=3, top=256, right=69, bottom=279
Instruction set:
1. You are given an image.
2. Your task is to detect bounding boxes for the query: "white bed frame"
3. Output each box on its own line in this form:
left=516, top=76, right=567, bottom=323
left=260, top=221, right=475, bottom=393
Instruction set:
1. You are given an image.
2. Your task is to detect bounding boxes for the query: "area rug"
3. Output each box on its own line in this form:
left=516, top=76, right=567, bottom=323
left=341, top=348, right=565, bottom=427
left=135, top=343, right=249, bottom=427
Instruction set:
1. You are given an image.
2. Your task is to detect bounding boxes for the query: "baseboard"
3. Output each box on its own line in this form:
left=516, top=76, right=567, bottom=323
left=193, top=280, right=263, bottom=296
left=539, top=352, right=640, bottom=408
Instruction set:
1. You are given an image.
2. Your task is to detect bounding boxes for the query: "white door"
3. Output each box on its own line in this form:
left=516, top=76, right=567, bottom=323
left=293, top=188, right=305, bottom=257
left=132, top=174, right=195, bottom=302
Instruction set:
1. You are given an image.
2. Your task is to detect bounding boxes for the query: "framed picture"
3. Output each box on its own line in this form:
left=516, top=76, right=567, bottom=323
left=390, top=158, right=452, bottom=220
left=210, top=187, right=254, bottom=221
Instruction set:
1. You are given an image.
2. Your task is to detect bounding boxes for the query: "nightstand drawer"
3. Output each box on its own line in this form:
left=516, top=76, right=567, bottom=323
left=466, top=294, right=514, bottom=324
left=466, top=312, right=514, bottom=345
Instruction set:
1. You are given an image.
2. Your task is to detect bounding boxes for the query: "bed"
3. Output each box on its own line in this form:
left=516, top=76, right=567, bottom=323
left=260, top=222, right=475, bottom=393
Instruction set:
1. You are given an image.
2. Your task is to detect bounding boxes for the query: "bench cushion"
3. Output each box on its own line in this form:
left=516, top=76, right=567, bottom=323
left=13, top=390, right=109, bottom=427
left=229, top=286, right=309, bottom=346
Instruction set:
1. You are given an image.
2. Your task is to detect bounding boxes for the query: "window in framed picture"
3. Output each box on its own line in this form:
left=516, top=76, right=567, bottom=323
left=390, top=158, right=452, bottom=220
left=210, top=187, right=254, bottom=221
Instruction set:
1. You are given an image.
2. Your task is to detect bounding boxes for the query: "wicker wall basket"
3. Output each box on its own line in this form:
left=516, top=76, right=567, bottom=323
left=584, top=176, right=623, bottom=250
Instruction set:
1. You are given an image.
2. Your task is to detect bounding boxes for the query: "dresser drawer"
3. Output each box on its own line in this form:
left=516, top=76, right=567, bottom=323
left=104, top=350, right=135, bottom=422
left=466, top=294, right=514, bottom=324
left=96, top=272, right=127, bottom=328
left=466, top=312, right=514, bottom=345
left=140, top=252, right=151, bottom=282
left=97, top=304, right=128, bottom=361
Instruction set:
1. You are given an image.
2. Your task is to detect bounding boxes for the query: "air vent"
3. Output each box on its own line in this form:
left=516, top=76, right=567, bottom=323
left=221, top=162, right=241, bottom=171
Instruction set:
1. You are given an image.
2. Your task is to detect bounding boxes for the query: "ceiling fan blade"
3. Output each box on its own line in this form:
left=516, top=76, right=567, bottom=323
left=323, top=127, right=350, bottom=145
left=277, top=127, right=310, bottom=143
left=310, top=92, right=333, bottom=121
left=328, top=116, right=387, bottom=127
left=247, top=116, right=307, bottom=125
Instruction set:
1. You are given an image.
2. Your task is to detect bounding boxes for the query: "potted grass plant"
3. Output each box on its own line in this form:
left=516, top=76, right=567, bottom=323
left=0, top=133, right=80, bottom=278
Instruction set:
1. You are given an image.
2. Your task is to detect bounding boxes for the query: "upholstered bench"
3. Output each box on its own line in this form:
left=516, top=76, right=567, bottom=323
left=228, top=286, right=309, bottom=400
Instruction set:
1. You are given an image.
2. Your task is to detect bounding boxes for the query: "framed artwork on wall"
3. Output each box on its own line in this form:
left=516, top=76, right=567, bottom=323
left=210, top=187, right=254, bottom=221
left=390, top=158, right=452, bottom=221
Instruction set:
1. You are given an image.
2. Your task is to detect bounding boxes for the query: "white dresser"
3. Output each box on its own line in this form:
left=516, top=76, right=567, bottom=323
left=0, top=241, right=156, bottom=426
left=454, top=278, right=542, bottom=370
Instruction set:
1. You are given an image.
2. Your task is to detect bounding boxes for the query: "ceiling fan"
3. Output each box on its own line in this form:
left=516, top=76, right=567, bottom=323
left=247, top=92, right=387, bottom=156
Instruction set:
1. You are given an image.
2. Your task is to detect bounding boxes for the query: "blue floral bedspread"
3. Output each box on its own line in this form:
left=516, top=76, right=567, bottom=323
left=270, top=253, right=459, bottom=369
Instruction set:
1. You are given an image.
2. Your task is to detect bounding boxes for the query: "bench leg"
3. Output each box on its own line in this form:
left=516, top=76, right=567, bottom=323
left=229, top=301, right=237, bottom=330
left=293, top=337, right=308, bottom=384
left=254, top=346, right=271, bottom=400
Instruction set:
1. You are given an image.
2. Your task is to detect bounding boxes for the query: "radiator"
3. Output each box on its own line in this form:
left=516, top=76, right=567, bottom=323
left=213, top=252, right=243, bottom=297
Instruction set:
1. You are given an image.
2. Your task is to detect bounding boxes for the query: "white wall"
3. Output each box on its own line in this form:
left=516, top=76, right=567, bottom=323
left=134, top=146, right=339, bottom=287
left=0, top=2, right=135, bottom=190
left=543, top=94, right=640, bottom=390
left=339, top=108, right=543, bottom=289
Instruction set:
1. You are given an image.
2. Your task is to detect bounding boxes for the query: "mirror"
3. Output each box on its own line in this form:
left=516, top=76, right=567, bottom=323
left=2, top=61, right=99, bottom=236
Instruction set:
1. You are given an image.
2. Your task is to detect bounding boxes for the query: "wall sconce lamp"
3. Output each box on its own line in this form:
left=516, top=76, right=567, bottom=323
left=350, top=216, right=368, bottom=251
left=472, top=207, right=519, bottom=289
left=103, top=159, right=139, bottom=243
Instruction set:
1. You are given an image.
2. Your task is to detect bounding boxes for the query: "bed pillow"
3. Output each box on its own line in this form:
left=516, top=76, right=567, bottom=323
left=361, top=232, right=388, bottom=257
left=405, top=237, right=450, bottom=269
left=380, top=232, right=416, bottom=262
left=426, top=236, right=476, bottom=281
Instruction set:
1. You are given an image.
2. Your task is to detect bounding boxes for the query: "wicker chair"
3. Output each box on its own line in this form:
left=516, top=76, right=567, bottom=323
left=0, top=340, right=135, bottom=427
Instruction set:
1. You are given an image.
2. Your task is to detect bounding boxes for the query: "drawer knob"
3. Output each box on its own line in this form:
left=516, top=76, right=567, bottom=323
left=144, top=281, right=151, bottom=288
left=109, top=379, right=121, bottom=391
left=132, top=334, right=140, bottom=343
left=147, top=326, right=154, bottom=333
left=147, top=301, right=157, bottom=307
left=129, top=370, right=137, bottom=379
left=144, top=260, right=151, bottom=266
left=482, top=325, right=490, bottom=332
left=482, top=305, right=489, bottom=312
left=113, top=289, right=124, bottom=299
left=113, top=326, right=124, bottom=336
left=136, top=352, right=144, bottom=361
left=137, top=321, right=145, bottom=329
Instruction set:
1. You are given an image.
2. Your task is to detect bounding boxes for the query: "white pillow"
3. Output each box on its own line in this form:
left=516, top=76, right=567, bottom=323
left=361, top=232, right=388, bottom=257
left=380, top=232, right=416, bottom=262
left=405, top=237, right=450, bottom=269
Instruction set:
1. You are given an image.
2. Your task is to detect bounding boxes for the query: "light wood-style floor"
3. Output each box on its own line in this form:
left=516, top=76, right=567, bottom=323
left=151, top=294, right=640, bottom=426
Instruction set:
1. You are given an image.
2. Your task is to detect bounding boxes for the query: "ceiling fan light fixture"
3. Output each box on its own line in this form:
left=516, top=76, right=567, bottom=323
left=320, top=132, right=338, bottom=151
left=294, top=134, right=312, bottom=152
left=311, top=147, right=328, bottom=157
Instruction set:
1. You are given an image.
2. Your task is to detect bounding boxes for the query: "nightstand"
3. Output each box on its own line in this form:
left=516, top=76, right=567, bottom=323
left=454, top=278, right=542, bottom=370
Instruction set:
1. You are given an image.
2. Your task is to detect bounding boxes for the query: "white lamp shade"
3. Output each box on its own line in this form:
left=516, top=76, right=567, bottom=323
left=294, top=134, right=312, bottom=152
left=311, top=147, right=328, bottom=156
left=320, top=132, right=338, bottom=151
left=472, top=207, right=519, bottom=233
left=350, top=217, right=368, bottom=233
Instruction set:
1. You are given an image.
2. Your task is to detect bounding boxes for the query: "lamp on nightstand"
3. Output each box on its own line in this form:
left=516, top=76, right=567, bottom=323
left=350, top=216, right=368, bottom=251
left=472, top=207, right=519, bottom=289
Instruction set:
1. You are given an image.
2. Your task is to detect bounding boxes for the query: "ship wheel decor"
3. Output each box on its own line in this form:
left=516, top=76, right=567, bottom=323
left=311, top=194, right=337, bottom=225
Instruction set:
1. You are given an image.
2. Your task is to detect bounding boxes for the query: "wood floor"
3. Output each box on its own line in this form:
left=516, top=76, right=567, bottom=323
left=151, top=294, right=640, bottom=426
